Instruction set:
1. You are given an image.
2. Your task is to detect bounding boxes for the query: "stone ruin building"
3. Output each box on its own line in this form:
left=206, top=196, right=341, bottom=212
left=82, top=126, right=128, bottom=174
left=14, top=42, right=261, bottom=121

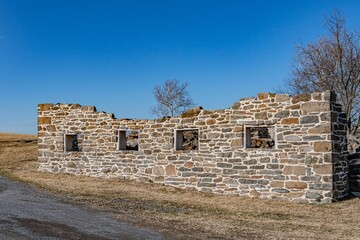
left=38, top=91, right=357, bottom=204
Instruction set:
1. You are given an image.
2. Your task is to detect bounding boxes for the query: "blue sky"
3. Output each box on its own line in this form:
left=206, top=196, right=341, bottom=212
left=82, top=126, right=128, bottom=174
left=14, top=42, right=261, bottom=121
left=0, top=0, right=359, bottom=133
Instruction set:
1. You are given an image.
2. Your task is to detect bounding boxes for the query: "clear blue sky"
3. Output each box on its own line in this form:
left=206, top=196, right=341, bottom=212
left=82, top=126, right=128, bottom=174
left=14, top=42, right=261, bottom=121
left=0, top=0, right=359, bottom=134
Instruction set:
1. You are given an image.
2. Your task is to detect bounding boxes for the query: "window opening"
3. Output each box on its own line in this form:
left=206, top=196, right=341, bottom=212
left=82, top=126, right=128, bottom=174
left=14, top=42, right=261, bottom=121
left=118, top=130, right=139, bottom=150
left=64, top=134, right=82, bottom=152
left=245, top=126, right=275, bottom=149
left=175, top=129, right=199, bottom=150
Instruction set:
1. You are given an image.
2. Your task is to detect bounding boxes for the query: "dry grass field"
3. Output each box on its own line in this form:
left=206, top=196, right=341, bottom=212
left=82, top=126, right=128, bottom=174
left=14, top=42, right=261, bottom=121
left=0, top=132, right=360, bottom=239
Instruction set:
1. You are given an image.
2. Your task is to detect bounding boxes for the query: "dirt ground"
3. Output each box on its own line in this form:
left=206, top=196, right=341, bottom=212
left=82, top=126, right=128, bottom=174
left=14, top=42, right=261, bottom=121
left=1, top=132, right=360, bottom=240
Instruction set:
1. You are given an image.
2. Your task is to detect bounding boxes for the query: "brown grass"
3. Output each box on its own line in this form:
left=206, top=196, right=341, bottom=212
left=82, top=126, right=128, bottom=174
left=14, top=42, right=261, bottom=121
left=0, top=132, right=359, bottom=239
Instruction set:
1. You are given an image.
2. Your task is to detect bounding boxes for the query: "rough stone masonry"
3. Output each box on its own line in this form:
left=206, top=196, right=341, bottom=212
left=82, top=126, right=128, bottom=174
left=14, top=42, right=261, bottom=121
left=38, top=91, right=349, bottom=204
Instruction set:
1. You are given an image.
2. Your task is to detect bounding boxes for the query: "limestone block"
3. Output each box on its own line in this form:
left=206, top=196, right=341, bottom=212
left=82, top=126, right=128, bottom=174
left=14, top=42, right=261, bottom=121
left=257, top=92, right=270, bottom=100
left=101, top=168, right=111, bottom=173
left=284, top=135, right=302, bottom=141
left=255, top=112, right=268, bottom=120
left=230, top=139, right=243, bottom=148
left=285, top=181, right=307, bottom=189
left=300, top=116, right=319, bottom=124
left=283, top=166, right=292, bottom=175
left=312, top=92, right=322, bottom=100
left=305, top=191, right=323, bottom=200
left=38, top=103, right=51, bottom=111
left=274, top=110, right=290, bottom=119
left=281, top=118, right=299, bottom=125
left=275, top=94, right=290, bottom=102
left=301, top=102, right=330, bottom=114
left=314, top=141, right=332, bottom=152
left=184, top=162, right=194, bottom=168
left=271, top=188, right=290, bottom=193
left=293, top=166, right=306, bottom=175
left=153, top=166, right=164, bottom=176
left=292, top=93, right=312, bottom=104
left=38, top=117, right=52, bottom=125
left=313, top=164, right=332, bottom=174
left=308, top=125, right=331, bottom=134
left=165, top=165, right=176, bottom=176
left=206, top=119, right=216, bottom=125
left=249, top=189, right=261, bottom=198
left=67, top=162, right=76, bottom=168
left=270, top=181, right=284, bottom=188
left=231, top=102, right=240, bottom=109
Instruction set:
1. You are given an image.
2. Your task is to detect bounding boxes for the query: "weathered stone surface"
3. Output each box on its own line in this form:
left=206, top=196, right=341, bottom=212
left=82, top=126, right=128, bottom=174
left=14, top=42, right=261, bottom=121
left=308, top=125, right=331, bottom=134
left=303, top=135, right=325, bottom=141
left=274, top=110, right=290, bottom=119
left=249, top=189, right=261, bottom=198
left=153, top=166, right=164, bottom=176
left=255, top=112, right=268, bottom=120
left=217, top=163, right=232, bottom=168
left=312, top=92, right=322, bottom=100
left=275, top=94, right=290, bottom=102
left=272, top=188, right=290, bottom=193
left=67, top=162, right=76, bottom=168
left=292, top=93, right=311, bottom=104
left=314, top=141, right=332, bottom=152
left=184, top=162, right=194, bottom=168
left=38, top=104, right=51, bottom=111
left=313, top=164, right=332, bottom=174
left=305, top=191, right=323, bottom=200
left=300, top=116, right=319, bottom=124
left=281, top=118, right=299, bottom=125
left=207, top=132, right=220, bottom=139
left=301, top=102, right=330, bottom=114
left=165, top=165, right=176, bottom=176
left=101, top=168, right=111, bottom=173
left=38, top=117, right=51, bottom=125
left=293, top=166, right=306, bottom=175
left=181, top=106, right=203, bottom=118
left=270, top=181, right=284, bottom=188
left=283, top=166, right=306, bottom=175
left=283, top=166, right=292, bottom=175
left=46, top=125, right=56, bottom=132
left=206, top=119, right=216, bottom=125
left=231, top=139, right=243, bottom=148
left=285, top=181, right=307, bottom=189
left=284, top=135, right=302, bottom=141
left=231, top=102, right=240, bottom=109
left=299, top=146, right=312, bottom=152
left=257, top=92, right=270, bottom=100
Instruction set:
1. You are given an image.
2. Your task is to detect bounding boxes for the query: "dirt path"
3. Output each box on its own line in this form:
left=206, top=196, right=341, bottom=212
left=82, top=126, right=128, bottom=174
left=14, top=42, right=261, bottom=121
left=0, top=176, right=163, bottom=240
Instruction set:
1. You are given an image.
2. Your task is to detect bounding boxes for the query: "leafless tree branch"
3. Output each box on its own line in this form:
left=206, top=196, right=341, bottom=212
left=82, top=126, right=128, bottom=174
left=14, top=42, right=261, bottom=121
left=150, top=79, right=195, bottom=117
left=286, top=10, right=360, bottom=151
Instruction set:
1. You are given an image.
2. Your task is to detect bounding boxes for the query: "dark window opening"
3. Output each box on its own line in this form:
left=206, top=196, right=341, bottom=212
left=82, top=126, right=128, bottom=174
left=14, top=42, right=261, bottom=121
left=118, top=130, right=139, bottom=151
left=175, top=129, right=199, bottom=150
left=65, top=134, right=82, bottom=152
left=245, top=127, right=275, bottom=149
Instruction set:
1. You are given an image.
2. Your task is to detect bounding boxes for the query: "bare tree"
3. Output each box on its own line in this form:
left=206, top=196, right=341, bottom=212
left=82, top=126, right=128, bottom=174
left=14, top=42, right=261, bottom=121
left=151, top=79, right=195, bottom=117
left=286, top=10, right=360, bottom=151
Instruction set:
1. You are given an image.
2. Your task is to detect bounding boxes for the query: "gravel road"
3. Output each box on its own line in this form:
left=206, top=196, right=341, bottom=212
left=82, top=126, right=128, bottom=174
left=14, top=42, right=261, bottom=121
left=0, top=176, right=164, bottom=240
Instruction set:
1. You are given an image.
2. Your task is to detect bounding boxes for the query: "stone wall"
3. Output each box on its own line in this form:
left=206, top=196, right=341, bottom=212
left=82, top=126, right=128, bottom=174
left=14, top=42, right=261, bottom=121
left=348, top=152, right=360, bottom=197
left=38, top=91, right=348, bottom=203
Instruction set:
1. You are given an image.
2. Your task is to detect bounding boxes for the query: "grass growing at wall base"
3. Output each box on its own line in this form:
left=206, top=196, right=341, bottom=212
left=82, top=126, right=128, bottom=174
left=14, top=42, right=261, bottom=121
left=0, top=132, right=359, bottom=240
